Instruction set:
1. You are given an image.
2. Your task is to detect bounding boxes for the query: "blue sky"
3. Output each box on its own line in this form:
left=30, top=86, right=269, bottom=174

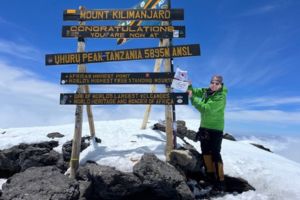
left=0, top=0, right=299, bottom=136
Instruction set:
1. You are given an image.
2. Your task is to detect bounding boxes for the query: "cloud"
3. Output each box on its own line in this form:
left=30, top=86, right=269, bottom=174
left=195, top=28, right=285, bottom=89
left=1, top=58, right=299, bottom=131
left=0, top=16, right=16, bottom=27
left=0, top=61, right=75, bottom=128
left=240, top=4, right=278, bottom=16
left=0, top=60, right=198, bottom=128
left=241, top=97, right=300, bottom=107
left=228, top=96, right=300, bottom=110
left=226, top=96, right=300, bottom=127
left=0, top=39, right=43, bottom=62
left=227, top=109, right=300, bottom=123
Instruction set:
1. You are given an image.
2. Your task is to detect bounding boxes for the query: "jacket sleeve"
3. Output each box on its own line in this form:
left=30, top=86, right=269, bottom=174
left=188, top=85, right=205, bottom=98
left=191, top=94, right=225, bottom=113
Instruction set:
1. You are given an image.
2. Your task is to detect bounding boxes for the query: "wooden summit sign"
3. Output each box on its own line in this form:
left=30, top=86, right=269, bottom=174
left=63, top=9, right=184, bottom=21
left=61, top=72, right=174, bottom=85
left=46, top=44, right=200, bottom=65
left=60, top=93, right=189, bottom=105
left=62, top=25, right=185, bottom=38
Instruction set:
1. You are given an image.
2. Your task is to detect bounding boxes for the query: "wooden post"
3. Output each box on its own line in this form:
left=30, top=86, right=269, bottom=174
left=141, top=39, right=168, bottom=129
left=164, top=0, right=175, bottom=161
left=167, top=0, right=177, bottom=149
left=69, top=6, right=86, bottom=179
left=164, top=39, right=174, bottom=160
left=84, top=85, right=96, bottom=138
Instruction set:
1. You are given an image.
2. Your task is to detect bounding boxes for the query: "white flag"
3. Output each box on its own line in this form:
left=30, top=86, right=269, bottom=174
left=171, top=68, right=189, bottom=92
left=174, top=68, right=188, bottom=81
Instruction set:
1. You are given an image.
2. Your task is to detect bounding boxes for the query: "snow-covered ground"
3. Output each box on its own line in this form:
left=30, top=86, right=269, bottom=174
left=1, top=119, right=300, bottom=199
left=0, top=179, right=6, bottom=190
left=238, top=135, right=300, bottom=163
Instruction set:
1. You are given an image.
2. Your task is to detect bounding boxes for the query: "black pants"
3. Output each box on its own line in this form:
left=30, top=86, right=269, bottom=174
left=198, top=127, right=223, bottom=163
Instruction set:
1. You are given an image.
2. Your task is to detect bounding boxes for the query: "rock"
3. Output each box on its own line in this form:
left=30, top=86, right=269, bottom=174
left=47, top=132, right=65, bottom=139
left=0, top=141, right=60, bottom=178
left=251, top=143, right=272, bottom=152
left=94, top=137, right=102, bottom=143
left=223, top=133, right=237, bottom=141
left=169, top=148, right=203, bottom=177
left=0, top=150, right=21, bottom=178
left=184, top=130, right=198, bottom=141
left=1, top=166, right=79, bottom=200
left=0, top=131, right=5, bottom=135
left=56, top=155, right=69, bottom=173
left=133, top=153, right=194, bottom=200
left=19, top=147, right=60, bottom=172
left=62, top=136, right=101, bottom=162
left=78, top=180, right=92, bottom=200
left=225, top=175, right=255, bottom=193
left=77, top=162, right=142, bottom=200
left=177, top=120, right=186, bottom=127
left=31, top=141, right=59, bottom=149
left=168, top=146, right=255, bottom=198
left=152, top=122, right=165, bottom=132
left=153, top=120, right=199, bottom=142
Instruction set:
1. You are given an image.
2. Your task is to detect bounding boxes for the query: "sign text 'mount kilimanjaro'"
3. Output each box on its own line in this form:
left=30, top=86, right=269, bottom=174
left=62, top=26, right=185, bottom=38
left=60, top=93, right=188, bottom=105
left=61, top=72, right=174, bottom=85
left=45, top=44, right=200, bottom=65
left=63, top=9, right=184, bottom=21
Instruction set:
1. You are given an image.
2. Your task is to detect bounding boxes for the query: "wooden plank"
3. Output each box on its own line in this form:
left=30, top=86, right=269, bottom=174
left=60, top=72, right=174, bottom=85
left=141, top=39, right=166, bottom=129
left=163, top=38, right=174, bottom=161
left=84, top=84, right=96, bottom=139
left=60, top=93, right=188, bottom=105
left=62, top=25, right=185, bottom=38
left=63, top=9, right=184, bottom=21
left=45, top=44, right=200, bottom=65
left=69, top=9, right=86, bottom=178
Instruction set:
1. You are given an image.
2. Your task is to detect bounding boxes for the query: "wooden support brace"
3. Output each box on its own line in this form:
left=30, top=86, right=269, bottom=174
left=141, top=39, right=168, bottom=129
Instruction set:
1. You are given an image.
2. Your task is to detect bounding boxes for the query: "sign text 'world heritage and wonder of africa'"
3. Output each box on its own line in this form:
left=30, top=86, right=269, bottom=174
left=60, top=93, right=189, bottom=105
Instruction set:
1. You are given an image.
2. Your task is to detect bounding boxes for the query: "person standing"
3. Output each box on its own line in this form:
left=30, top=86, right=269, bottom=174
left=187, top=75, right=227, bottom=191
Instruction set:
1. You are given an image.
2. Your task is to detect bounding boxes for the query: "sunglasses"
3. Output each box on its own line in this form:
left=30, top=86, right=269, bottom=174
left=210, top=81, right=221, bottom=85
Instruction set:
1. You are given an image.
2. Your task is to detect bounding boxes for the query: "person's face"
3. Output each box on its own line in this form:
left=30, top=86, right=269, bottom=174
left=209, top=81, right=222, bottom=91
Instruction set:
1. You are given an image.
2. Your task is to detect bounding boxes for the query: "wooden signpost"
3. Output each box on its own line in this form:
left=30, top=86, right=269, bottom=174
left=141, top=39, right=167, bottom=129
left=63, top=9, right=184, bottom=21
left=62, top=25, right=185, bottom=38
left=60, top=93, right=188, bottom=105
left=45, top=44, right=200, bottom=65
left=61, top=72, right=174, bottom=85
left=46, top=0, right=201, bottom=178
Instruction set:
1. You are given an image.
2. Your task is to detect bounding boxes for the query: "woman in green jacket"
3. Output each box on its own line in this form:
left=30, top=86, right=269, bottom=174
left=188, top=75, right=227, bottom=191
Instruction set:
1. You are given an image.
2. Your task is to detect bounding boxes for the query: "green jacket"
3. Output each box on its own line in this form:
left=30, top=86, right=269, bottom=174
left=188, top=85, right=227, bottom=132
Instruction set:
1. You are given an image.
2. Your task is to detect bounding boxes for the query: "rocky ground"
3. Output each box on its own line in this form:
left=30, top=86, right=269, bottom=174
left=0, top=121, right=257, bottom=200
